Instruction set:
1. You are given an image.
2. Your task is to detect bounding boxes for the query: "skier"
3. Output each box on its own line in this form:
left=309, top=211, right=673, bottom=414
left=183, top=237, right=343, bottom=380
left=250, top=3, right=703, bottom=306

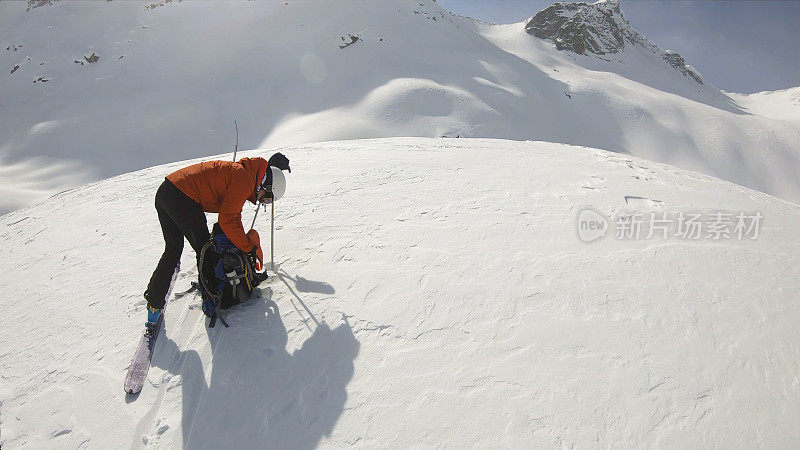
left=143, top=152, right=291, bottom=330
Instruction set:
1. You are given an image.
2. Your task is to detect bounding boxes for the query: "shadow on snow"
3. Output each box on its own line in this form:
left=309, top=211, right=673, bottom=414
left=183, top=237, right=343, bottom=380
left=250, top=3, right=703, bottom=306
left=152, top=276, right=359, bottom=449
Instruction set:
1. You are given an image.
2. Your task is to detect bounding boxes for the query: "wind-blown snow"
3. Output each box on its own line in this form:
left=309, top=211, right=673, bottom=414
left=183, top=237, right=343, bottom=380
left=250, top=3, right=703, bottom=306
left=1, top=0, right=799, bottom=214
left=1, top=138, right=799, bottom=448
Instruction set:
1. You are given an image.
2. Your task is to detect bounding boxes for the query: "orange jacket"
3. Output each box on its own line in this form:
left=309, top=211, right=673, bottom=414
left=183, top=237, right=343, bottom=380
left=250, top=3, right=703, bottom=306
left=166, top=157, right=269, bottom=252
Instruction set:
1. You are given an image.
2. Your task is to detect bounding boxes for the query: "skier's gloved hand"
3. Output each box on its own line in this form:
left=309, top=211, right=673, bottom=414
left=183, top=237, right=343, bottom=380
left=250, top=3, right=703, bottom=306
left=246, top=229, right=264, bottom=270
left=268, top=152, right=291, bottom=172
left=247, top=246, right=264, bottom=271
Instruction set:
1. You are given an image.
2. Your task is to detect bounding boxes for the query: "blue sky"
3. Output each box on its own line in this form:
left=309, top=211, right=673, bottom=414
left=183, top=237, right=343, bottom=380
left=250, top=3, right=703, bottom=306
left=437, top=0, right=800, bottom=93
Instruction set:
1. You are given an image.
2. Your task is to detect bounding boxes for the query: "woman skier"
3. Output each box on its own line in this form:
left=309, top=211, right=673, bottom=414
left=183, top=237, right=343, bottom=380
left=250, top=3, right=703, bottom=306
left=143, top=152, right=290, bottom=329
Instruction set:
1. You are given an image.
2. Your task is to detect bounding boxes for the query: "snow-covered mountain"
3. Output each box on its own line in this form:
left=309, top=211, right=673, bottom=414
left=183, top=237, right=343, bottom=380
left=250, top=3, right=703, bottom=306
left=2, top=138, right=799, bottom=448
left=3, top=1, right=800, bottom=447
left=1, top=0, right=799, bottom=214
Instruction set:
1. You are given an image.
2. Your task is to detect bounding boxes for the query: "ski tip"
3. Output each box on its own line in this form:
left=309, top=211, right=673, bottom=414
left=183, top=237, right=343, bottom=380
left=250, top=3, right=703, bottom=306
left=124, top=385, right=142, bottom=396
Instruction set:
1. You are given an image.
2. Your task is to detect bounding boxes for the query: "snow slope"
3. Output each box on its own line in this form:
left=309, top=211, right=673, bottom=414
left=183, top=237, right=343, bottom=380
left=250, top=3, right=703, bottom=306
left=1, top=0, right=799, bottom=214
left=726, top=87, right=800, bottom=125
left=1, top=138, right=799, bottom=448
left=478, top=21, right=800, bottom=205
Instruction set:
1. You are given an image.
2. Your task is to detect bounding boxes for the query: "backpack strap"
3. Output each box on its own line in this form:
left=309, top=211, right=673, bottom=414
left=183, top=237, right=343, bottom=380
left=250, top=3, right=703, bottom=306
left=197, top=240, right=230, bottom=328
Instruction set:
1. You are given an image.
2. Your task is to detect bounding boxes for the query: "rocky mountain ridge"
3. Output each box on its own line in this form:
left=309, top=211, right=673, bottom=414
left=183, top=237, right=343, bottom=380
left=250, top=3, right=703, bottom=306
left=525, top=0, right=703, bottom=83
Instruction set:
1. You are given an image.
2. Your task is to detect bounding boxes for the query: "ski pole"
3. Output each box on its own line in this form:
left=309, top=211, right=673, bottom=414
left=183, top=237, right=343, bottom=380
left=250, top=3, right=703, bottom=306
left=250, top=203, right=259, bottom=230
left=271, top=200, right=275, bottom=272
left=232, top=119, right=239, bottom=162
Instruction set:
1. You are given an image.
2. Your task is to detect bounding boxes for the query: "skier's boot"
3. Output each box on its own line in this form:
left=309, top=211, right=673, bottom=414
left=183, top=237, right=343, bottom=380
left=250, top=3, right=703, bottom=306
left=146, top=304, right=162, bottom=336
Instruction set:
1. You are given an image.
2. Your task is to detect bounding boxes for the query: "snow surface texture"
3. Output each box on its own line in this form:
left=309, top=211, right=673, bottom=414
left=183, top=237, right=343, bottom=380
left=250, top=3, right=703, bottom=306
left=1, top=138, right=800, bottom=448
left=1, top=0, right=799, bottom=214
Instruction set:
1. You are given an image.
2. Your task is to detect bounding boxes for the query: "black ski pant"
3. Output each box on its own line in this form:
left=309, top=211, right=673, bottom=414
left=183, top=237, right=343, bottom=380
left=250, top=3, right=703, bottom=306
left=145, top=179, right=210, bottom=309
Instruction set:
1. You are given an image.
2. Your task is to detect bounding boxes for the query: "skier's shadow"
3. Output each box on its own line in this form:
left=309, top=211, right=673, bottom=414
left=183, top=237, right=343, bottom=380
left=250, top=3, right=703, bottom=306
left=155, top=287, right=359, bottom=449
left=278, top=269, right=335, bottom=295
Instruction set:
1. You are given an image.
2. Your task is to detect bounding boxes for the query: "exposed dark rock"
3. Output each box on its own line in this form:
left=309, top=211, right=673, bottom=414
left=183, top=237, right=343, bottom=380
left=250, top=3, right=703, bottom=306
left=525, top=0, right=653, bottom=55
left=27, top=0, right=59, bottom=11
left=84, top=53, right=100, bottom=63
left=663, top=50, right=703, bottom=84
left=145, top=0, right=182, bottom=10
left=339, top=35, right=360, bottom=49
left=525, top=0, right=702, bottom=84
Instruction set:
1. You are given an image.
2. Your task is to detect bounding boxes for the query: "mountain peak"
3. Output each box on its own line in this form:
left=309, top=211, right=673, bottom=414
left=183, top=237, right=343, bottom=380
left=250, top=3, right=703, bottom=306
left=524, top=0, right=645, bottom=55
left=524, top=0, right=703, bottom=84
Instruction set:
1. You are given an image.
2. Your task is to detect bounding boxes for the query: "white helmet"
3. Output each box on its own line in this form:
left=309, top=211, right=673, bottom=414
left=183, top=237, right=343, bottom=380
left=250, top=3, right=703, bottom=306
left=269, top=166, right=286, bottom=202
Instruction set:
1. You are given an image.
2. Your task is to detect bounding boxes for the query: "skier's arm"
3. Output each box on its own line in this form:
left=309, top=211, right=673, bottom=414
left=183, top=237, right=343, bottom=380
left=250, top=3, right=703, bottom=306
left=218, top=211, right=253, bottom=252
left=219, top=172, right=256, bottom=252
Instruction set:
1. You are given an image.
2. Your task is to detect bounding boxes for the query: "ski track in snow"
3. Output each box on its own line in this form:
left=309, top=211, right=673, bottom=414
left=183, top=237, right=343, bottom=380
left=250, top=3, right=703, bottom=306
left=1, top=138, right=799, bottom=448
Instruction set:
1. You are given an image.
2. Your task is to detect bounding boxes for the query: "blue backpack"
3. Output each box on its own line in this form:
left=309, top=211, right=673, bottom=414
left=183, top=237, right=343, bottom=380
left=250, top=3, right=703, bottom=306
left=197, top=223, right=261, bottom=327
